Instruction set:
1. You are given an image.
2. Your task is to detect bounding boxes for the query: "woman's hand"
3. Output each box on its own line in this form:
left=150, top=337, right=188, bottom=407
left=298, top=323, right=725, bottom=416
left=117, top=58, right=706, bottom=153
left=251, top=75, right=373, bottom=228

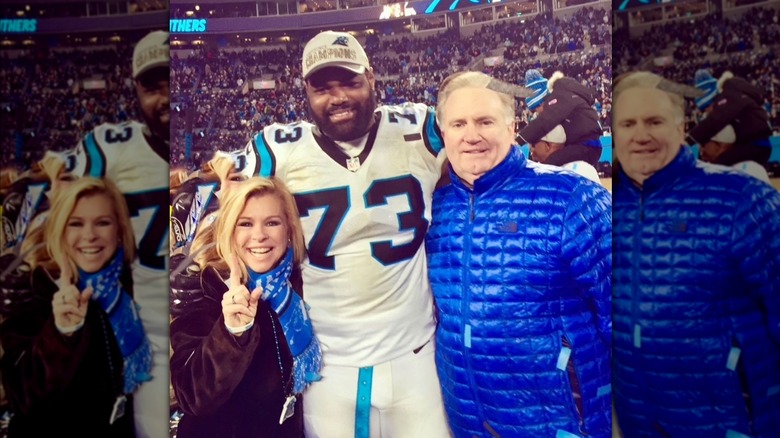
left=222, top=259, right=262, bottom=337
left=52, top=264, right=93, bottom=336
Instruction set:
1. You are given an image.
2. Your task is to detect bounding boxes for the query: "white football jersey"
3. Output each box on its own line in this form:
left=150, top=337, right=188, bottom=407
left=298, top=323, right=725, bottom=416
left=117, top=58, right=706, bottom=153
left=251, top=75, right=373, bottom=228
left=70, top=120, right=169, bottom=382
left=241, top=103, right=446, bottom=367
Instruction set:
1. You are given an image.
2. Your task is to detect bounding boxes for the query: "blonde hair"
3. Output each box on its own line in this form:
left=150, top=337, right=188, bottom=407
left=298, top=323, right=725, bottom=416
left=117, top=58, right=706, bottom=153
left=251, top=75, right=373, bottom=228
left=436, top=71, right=516, bottom=127
left=31, top=178, right=135, bottom=284
left=191, top=177, right=305, bottom=283
left=613, top=71, right=686, bottom=124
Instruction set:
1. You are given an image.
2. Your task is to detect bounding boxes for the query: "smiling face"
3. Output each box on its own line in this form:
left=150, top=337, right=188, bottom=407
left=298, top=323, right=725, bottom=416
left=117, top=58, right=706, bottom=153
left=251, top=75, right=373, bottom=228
left=233, top=193, right=289, bottom=274
left=305, top=67, right=377, bottom=141
left=440, top=87, right=515, bottom=186
left=614, top=87, right=685, bottom=186
left=64, top=193, right=119, bottom=273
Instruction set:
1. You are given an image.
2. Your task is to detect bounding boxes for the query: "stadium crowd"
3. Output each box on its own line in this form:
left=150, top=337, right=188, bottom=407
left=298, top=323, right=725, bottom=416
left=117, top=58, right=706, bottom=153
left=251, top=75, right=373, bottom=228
left=169, top=6, right=612, bottom=170
left=1, top=43, right=141, bottom=169
left=614, top=6, right=780, bottom=133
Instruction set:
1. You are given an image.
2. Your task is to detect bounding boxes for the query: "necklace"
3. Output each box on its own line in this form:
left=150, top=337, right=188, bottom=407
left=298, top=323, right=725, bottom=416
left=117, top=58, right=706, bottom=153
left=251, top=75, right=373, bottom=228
left=267, top=309, right=296, bottom=425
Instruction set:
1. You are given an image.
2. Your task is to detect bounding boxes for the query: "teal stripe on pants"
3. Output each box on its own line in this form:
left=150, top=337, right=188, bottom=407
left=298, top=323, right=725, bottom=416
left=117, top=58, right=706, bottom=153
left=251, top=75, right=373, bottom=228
left=354, top=366, right=374, bottom=438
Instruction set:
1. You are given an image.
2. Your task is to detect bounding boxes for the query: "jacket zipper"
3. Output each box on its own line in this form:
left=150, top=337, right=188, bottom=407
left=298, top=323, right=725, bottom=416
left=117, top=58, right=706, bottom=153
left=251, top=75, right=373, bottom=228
left=562, top=336, right=586, bottom=433
left=632, top=192, right=644, bottom=338
left=461, top=192, right=488, bottom=427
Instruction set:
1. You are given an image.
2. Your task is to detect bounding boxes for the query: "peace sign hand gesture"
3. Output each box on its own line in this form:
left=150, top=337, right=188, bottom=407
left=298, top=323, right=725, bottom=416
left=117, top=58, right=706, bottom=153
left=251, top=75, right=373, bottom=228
left=52, top=263, right=93, bottom=336
left=222, top=257, right=262, bottom=337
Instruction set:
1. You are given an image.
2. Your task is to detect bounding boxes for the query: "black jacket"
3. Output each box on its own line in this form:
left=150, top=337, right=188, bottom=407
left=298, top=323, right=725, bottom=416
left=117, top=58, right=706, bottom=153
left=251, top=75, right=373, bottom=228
left=518, top=76, right=602, bottom=146
left=170, top=175, right=221, bottom=250
left=688, top=75, right=772, bottom=146
left=0, top=266, right=134, bottom=437
left=170, top=266, right=304, bottom=438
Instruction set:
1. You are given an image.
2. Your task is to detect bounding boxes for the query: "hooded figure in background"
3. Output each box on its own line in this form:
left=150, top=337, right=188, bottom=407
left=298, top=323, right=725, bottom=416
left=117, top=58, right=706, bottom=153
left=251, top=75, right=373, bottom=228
left=688, top=69, right=772, bottom=166
left=519, top=69, right=603, bottom=166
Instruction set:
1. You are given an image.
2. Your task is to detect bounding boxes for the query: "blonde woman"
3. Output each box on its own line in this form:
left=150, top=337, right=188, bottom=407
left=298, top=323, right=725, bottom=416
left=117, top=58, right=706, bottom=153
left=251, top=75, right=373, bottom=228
left=0, top=177, right=152, bottom=437
left=170, top=177, right=320, bottom=437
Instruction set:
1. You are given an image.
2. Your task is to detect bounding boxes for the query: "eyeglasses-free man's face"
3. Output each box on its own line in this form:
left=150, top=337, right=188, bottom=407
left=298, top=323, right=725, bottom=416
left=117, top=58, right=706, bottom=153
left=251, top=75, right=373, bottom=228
left=613, top=86, right=685, bottom=186
left=305, top=67, right=377, bottom=142
left=440, top=87, right=515, bottom=187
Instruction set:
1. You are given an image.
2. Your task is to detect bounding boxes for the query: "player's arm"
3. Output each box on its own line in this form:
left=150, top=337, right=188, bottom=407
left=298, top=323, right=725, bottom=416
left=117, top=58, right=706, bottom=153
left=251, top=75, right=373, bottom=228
left=415, top=104, right=451, bottom=187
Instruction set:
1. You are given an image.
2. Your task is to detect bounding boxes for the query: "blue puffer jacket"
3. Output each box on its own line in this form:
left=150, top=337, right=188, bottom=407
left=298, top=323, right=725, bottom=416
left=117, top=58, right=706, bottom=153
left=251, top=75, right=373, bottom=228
left=426, top=146, right=612, bottom=438
left=613, top=146, right=780, bottom=437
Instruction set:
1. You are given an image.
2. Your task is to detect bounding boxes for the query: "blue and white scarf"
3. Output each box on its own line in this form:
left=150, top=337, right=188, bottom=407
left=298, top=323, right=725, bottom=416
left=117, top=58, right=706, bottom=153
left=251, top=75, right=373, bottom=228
left=246, top=249, right=322, bottom=395
left=77, top=247, right=153, bottom=394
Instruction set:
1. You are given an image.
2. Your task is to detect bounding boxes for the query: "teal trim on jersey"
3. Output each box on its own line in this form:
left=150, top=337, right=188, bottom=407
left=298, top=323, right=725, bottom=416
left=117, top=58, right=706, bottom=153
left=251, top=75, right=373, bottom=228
left=253, top=133, right=273, bottom=178
left=354, top=366, right=374, bottom=438
left=424, top=109, right=444, bottom=154
left=84, top=131, right=105, bottom=177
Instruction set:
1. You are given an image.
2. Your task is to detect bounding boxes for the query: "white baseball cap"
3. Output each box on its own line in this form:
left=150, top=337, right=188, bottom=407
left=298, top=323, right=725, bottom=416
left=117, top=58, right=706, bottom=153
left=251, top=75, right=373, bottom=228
left=302, top=31, right=370, bottom=80
left=711, top=124, right=736, bottom=144
left=133, top=30, right=170, bottom=79
left=541, top=124, right=567, bottom=144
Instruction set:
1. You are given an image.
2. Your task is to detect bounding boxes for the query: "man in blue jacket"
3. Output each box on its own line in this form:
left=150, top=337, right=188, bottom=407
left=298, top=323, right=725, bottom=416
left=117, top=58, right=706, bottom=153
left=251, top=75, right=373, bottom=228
left=612, top=71, right=780, bottom=437
left=426, top=71, right=613, bottom=438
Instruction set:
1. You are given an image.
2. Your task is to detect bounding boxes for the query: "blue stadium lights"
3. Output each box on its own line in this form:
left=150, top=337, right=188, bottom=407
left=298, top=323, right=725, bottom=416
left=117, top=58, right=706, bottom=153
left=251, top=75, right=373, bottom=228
left=425, top=0, right=488, bottom=14
left=618, top=0, right=656, bottom=11
left=0, top=19, right=36, bottom=34
left=170, top=19, right=207, bottom=33
left=425, top=0, right=442, bottom=14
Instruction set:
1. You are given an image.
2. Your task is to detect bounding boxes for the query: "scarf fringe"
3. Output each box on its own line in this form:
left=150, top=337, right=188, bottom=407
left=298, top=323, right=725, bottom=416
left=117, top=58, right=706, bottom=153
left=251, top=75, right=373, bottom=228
left=247, top=250, right=323, bottom=396
left=122, top=335, right=154, bottom=394
left=292, top=334, right=322, bottom=394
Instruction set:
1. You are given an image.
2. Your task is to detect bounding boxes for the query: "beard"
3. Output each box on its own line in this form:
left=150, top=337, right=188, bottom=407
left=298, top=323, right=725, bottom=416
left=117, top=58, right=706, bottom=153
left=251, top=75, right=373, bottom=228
left=310, top=90, right=377, bottom=141
left=141, top=109, right=170, bottom=142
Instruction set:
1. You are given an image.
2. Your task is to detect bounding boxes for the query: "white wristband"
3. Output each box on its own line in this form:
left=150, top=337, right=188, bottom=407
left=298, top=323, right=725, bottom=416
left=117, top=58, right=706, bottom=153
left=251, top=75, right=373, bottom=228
left=56, top=319, right=85, bottom=334
left=225, top=319, right=254, bottom=335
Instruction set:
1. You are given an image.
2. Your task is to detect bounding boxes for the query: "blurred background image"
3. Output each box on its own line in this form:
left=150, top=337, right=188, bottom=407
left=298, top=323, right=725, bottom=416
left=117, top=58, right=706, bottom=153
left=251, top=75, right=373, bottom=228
left=1, top=2, right=168, bottom=437
left=613, top=0, right=780, bottom=188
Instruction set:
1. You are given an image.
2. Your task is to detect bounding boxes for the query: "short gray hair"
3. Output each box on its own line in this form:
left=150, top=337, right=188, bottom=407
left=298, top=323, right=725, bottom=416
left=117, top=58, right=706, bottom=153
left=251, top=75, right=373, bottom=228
left=613, top=71, right=687, bottom=124
left=436, top=71, right=516, bottom=127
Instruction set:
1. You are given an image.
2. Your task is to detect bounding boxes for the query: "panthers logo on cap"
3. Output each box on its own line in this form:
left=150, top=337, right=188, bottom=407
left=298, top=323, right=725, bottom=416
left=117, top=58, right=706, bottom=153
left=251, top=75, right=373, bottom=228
left=333, top=36, right=350, bottom=47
